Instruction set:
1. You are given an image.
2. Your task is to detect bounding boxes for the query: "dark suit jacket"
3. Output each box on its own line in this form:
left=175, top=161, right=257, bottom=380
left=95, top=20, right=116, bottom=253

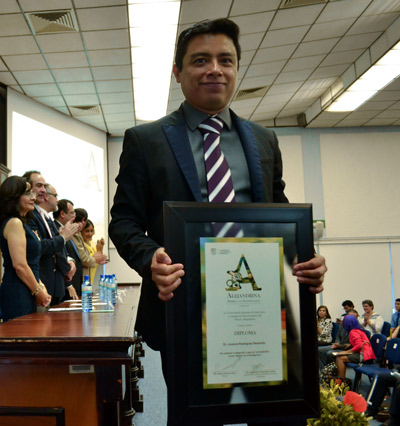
left=109, top=106, right=288, bottom=350
left=55, top=221, right=83, bottom=297
left=29, top=209, right=69, bottom=299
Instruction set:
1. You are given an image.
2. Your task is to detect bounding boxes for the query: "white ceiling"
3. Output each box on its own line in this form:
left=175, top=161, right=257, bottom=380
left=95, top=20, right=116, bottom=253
left=0, top=0, right=400, bottom=137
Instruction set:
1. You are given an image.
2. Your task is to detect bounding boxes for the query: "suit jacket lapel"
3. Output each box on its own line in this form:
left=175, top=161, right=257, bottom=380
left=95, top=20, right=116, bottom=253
left=162, top=111, right=202, bottom=202
left=232, top=114, right=263, bottom=202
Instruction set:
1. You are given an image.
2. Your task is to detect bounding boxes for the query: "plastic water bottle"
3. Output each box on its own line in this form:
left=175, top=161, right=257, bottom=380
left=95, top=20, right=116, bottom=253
left=105, top=275, right=113, bottom=308
left=112, top=274, right=118, bottom=297
left=82, top=275, right=92, bottom=312
left=99, top=275, right=105, bottom=300
left=110, top=275, right=117, bottom=306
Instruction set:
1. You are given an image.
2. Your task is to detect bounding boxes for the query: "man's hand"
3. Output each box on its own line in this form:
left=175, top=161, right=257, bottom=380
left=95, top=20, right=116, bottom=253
left=67, top=286, right=79, bottom=300
left=151, top=247, right=184, bottom=302
left=331, top=343, right=340, bottom=349
left=96, top=238, right=105, bottom=253
left=65, top=260, right=76, bottom=281
left=292, top=254, right=327, bottom=294
left=94, top=252, right=108, bottom=264
left=59, top=219, right=80, bottom=241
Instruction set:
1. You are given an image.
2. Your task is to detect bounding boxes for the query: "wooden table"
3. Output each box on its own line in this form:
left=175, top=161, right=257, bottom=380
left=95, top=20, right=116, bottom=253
left=0, top=285, right=140, bottom=426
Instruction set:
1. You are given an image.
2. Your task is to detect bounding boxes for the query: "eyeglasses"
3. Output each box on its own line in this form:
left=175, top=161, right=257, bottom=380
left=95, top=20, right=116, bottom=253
left=47, top=192, right=58, bottom=198
left=24, top=190, right=36, bottom=199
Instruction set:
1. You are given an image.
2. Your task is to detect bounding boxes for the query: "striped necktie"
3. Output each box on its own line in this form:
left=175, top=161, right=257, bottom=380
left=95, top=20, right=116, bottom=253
left=198, top=115, right=242, bottom=238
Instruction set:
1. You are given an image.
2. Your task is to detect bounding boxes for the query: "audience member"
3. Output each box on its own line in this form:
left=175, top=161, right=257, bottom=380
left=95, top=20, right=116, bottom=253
left=72, top=208, right=107, bottom=281
left=53, top=199, right=80, bottom=300
left=336, top=300, right=354, bottom=324
left=23, top=170, right=80, bottom=305
left=318, top=309, right=358, bottom=369
left=359, top=299, right=384, bottom=335
left=81, top=219, right=105, bottom=284
left=366, top=372, right=400, bottom=425
left=391, top=298, right=400, bottom=331
left=317, top=305, right=333, bottom=346
left=0, top=176, right=51, bottom=321
left=336, top=315, right=375, bottom=377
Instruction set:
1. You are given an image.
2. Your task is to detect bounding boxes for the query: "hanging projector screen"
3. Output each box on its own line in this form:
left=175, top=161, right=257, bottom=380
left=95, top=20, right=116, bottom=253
left=7, top=88, right=108, bottom=247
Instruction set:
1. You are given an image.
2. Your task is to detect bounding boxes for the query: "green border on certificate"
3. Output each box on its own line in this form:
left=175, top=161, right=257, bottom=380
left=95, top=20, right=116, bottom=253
left=200, top=237, right=287, bottom=389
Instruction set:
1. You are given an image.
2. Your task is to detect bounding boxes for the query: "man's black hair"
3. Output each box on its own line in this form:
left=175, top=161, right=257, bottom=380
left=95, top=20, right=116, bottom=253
left=174, top=18, right=241, bottom=71
left=53, top=198, right=73, bottom=220
left=22, top=170, right=41, bottom=186
left=74, top=208, right=88, bottom=223
left=342, top=300, right=354, bottom=308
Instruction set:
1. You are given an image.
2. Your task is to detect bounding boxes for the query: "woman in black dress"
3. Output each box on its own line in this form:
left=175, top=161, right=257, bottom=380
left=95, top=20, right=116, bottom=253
left=0, top=176, right=51, bottom=321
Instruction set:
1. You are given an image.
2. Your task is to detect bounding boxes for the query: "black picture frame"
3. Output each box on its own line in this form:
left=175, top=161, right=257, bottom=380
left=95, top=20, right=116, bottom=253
left=164, top=202, right=319, bottom=426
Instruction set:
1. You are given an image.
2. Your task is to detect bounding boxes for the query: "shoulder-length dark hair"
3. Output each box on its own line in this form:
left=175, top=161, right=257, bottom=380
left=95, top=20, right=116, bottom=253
left=317, top=305, right=331, bottom=319
left=0, top=176, right=32, bottom=225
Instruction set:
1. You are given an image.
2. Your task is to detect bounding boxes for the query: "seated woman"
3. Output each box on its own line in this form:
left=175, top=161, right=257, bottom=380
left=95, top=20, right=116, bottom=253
left=317, top=305, right=333, bottom=346
left=81, top=219, right=105, bottom=284
left=336, top=315, right=375, bottom=377
left=359, top=299, right=384, bottom=335
left=0, top=176, right=51, bottom=321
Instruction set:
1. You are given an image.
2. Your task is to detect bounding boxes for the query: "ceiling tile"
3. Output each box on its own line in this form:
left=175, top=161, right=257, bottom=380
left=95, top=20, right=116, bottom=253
left=230, top=0, right=281, bottom=16
left=357, top=100, right=395, bottom=111
left=99, top=92, right=133, bottom=104
left=253, top=44, right=297, bottom=64
left=45, top=51, right=89, bottom=69
left=82, top=29, right=130, bottom=50
left=345, top=110, right=378, bottom=119
left=274, top=68, right=314, bottom=85
left=0, top=14, right=30, bottom=36
left=260, top=92, right=293, bottom=106
left=76, top=6, right=128, bottom=31
left=167, top=99, right=182, bottom=111
left=96, top=79, right=132, bottom=93
left=269, top=4, right=325, bottom=30
left=0, top=59, right=8, bottom=71
left=75, top=0, right=126, bottom=7
left=240, top=32, right=265, bottom=51
left=347, top=13, right=400, bottom=36
left=22, top=83, right=59, bottom=97
left=180, top=0, right=231, bottom=25
left=363, top=0, right=400, bottom=16
left=283, top=55, right=325, bottom=73
left=53, top=106, right=70, bottom=115
left=52, top=67, right=92, bottom=82
left=292, top=38, right=340, bottom=58
left=105, top=112, right=135, bottom=123
left=19, top=0, right=73, bottom=11
left=372, top=90, right=400, bottom=102
left=88, top=48, right=130, bottom=66
left=365, top=117, right=398, bottom=126
left=33, top=95, right=66, bottom=107
left=375, top=109, right=400, bottom=119
left=231, top=12, right=274, bottom=35
left=332, top=32, right=382, bottom=52
left=58, top=81, right=96, bottom=94
left=300, top=77, right=336, bottom=90
left=304, top=19, right=355, bottom=42
left=240, top=50, right=256, bottom=67
left=3, top=53, right=47, bottom=70
left=246, top=60, right=286, bottom=78
left=13, top=69, right=54, bottom=84
left=36, top=33, right=84, bottom=53
left=316, top=0, right=371, bottom=22
left=169, top=88, right=184, bottom=101
left=309, top=63, right=348, bottom=79
left=277, top=107, right=304, bottom=117
left=64, top=93, right=99, bottom=105
left=230, top=98, right=261, bottom=110
left=102, top=102, right=133, bottom=113
left=0, top=1, right=22, bottom=13
left=0, top=71, right=17, bottom=85
left=319, top=49, right=364, bottom=67
left=266, top=81, right=303, bottom=96
left=92, top=65, right=131, bottom=80
left=0, top=35, right=39, bottom=55
left=237, top=75, right=276, bottom=90
left=260, top=26, right=310, bottom=49
left=334, top=119, right=369, bottom=127
left=76, top=114, right=106, bottom=127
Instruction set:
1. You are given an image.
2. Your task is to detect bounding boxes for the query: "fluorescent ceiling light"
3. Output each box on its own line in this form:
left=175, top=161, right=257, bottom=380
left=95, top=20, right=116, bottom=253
left=327, top=41, right=400, bottom=112
left=128, top=0, right=181, bottom=121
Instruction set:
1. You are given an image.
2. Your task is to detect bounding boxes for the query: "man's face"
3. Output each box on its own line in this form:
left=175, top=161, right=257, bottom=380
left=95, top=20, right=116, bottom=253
left=173, top=33, right=238, bottom=115
left=343, top=304, right=352, bottom=313
left=46, top=186, right=58, bottom=213
left=395, top=301, right=400, bottom=312
left=60, top=202, right=76, bottom=225
left=30, top=173, right=47, bottom=203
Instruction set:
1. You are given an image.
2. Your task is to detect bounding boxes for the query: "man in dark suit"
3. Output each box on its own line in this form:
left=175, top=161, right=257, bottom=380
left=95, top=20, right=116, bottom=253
left=53, top=198, right=82, bottom=300
left=110, top=18, right=327, bottom=354
left=23, top=171, right=80, bottom=305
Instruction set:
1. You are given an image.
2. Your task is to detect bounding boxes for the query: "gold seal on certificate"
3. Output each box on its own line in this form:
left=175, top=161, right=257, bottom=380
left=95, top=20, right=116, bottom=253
left=200, top=237, right=287, bottom=389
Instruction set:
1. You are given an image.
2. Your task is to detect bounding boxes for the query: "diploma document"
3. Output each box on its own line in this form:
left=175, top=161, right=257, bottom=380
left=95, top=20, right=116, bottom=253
left=200, top=237, right=287, bottom=389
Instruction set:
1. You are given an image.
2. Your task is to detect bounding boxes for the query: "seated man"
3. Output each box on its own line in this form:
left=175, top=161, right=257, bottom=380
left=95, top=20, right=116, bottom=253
left=391, top=298, right=400, bottom=332
left=336, top=299, right=354, bottom=324
left=366, top=371, right=400, bottom=425
left=318, top=309, right=358, bottom=369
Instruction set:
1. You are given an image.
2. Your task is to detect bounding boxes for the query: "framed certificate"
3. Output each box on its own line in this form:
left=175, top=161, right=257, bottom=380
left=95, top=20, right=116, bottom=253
left=164, top=202, right=319, bottom=426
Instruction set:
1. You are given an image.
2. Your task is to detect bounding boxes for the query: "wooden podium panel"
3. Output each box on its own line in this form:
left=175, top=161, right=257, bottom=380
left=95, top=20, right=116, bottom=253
left=0, top=286, right=140, bottom=426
